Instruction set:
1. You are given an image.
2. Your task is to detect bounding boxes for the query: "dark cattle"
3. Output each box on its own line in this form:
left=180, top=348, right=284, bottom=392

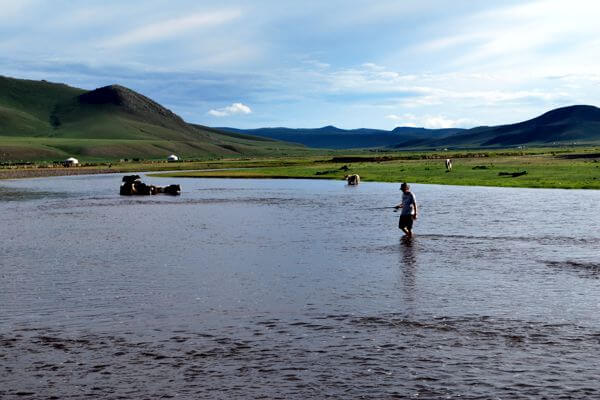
left=122, top=175, right=141, bottom=183
left=120, top=182, right=134, bottom=195
left=132, top=181, right=153, bottom=195
left=162, top=184, right=181, bottom=195
left=120, top=175, right=180, bottom=196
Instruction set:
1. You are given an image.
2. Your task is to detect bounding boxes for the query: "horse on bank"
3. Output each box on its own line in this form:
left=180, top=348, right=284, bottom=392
left=445, top=159, right=452, bottom=171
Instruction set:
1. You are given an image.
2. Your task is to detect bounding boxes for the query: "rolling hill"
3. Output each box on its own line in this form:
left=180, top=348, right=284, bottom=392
left=0, top=75, right=305, bottom=161
left=411, top=105, right=600, bottom=148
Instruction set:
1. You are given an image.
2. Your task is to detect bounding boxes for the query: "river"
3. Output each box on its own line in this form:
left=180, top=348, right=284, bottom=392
left=1, top=174, right=599, bottom=399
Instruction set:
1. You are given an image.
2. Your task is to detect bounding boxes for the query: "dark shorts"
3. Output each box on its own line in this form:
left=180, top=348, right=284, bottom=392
left=399, top=215, right=414, bottom=230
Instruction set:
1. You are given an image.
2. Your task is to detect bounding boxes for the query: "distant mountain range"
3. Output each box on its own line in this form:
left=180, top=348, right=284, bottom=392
left=221, top=105, right=600, bottom=149
left=217, top=126, right=463, bottom=149
left=0, top=75, right=302, bottom=161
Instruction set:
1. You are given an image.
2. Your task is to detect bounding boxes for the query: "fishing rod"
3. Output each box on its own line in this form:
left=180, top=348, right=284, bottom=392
left=363, top=206, right=422, bottom=212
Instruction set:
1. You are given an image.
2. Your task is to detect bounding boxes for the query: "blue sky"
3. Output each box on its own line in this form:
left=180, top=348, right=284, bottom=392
left=2, top=0, right=600, bottom=129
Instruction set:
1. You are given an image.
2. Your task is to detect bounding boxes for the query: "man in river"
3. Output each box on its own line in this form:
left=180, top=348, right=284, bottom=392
left=395, top=183, right=418, bottom=237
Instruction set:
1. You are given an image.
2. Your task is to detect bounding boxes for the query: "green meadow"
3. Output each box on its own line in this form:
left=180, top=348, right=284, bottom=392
left=150, top=148, right=600, bottom=189
left=3, top=143, right=600, bottom=189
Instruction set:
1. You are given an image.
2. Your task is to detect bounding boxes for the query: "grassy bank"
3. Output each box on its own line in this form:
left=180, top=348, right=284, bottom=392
left=0, top=157, right=328, bottom=180
left=3, top=147, right=600, bottom=189
left=150, top=148, right=600, bottom=189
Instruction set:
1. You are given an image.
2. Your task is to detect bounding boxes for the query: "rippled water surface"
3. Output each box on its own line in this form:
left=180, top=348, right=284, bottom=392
left=1, top=174, right=599, bottom=399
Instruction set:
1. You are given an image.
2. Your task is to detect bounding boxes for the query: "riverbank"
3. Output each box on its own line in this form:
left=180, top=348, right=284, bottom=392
left=3, top=148, right=600, bottom=189
left=151, top=149, right=600, bottom=189
left=0, top=158, right=311, bottom=180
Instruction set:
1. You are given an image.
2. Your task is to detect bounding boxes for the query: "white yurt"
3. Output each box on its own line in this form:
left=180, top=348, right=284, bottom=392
left=167, top=154, right=179, bottom=162
left=64, top=157, right=79, bottom=166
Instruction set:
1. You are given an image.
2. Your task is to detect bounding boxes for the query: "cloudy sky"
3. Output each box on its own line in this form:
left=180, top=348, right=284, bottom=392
left=2, top=0, right=600, bottom=129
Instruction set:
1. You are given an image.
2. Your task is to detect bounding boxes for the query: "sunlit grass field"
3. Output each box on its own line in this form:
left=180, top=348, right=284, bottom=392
left=151, top=148, right=600, bottom=189
left=3, top=146, right=600, bottom=189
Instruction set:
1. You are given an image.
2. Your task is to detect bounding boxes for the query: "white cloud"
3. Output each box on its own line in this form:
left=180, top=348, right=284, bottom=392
left=102, top=10, right=241, bottom=48
left=320, top=64, right=421, bottom=94
left=302, top=59, right=330, bottom=69
left=422, top=116, right=469, bottom=129
left=208, top=102, right=252, bottom=117
left=385, top=114, right=402, bottom=121
left=385, top=114, right=417, bottom=127
left=416, top=0, right=600, bottom=75
left=301, top=62, right=575, bottom=111
left=362, top=62, right=385, bottom=71
left=0, top=0, right=36, bottom=21
left=386, top=113, right=471, bottom=129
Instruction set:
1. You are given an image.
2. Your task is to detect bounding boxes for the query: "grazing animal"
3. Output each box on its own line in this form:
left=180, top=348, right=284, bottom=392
left=445, top=159, right=452, bottom=171
left=345, top=174, right=360, bottom=185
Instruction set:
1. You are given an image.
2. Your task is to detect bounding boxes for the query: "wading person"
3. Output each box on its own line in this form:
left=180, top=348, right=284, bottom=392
left=395, top=182, right=418, bottom=237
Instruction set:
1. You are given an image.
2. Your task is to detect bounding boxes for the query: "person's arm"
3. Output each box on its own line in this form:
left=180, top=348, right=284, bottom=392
left=412, top=194, right=418, bottom=219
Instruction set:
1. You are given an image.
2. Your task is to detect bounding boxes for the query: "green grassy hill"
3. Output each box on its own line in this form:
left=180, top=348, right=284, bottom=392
left=0, top=76, right=306, bottom=162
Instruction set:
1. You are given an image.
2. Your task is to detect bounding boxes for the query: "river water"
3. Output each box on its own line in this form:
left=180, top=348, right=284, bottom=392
left=1, top=174, right=599, bottom=399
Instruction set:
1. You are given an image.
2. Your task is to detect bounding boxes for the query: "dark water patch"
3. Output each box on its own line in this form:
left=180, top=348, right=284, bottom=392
left=349, top=233, right=599, bottom=257
left=545, top=260, right=600, bottom=278
left=418, top=233, right=600, bottom=246
left=34, top=196, right=326, bottom=211
left=0, top=186, right=72, bottom=202
left=3, top=315, right=600, bottom=399
left=195, top=187, right=257, bottom=191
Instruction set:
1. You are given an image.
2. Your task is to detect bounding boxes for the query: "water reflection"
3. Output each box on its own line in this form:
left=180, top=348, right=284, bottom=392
left=398, top=235, right=417, bottom=307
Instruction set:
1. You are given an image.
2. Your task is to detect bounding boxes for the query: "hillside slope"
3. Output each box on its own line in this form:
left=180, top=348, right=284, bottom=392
left=398, top=105, right=600, bottom=149
left=0, top=76, right=85, bottom=136
left=0, top=76, right=305, bottom=161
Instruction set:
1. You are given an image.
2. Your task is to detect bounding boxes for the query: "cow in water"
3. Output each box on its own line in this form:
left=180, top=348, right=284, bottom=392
left=120, top=175, right=141, bottom=195
left=345, top=174, right=360, bottom=185
left=445, top=159, right=452, bottom=172
left=157, top=184, right=181, bottom=195
left=120, top=175, right=181, bottom=196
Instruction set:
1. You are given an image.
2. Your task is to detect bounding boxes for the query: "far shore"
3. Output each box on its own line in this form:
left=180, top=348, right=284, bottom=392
left=0, top=166, right=117, bottom=180
left=2, top=147, right=600, bottom=189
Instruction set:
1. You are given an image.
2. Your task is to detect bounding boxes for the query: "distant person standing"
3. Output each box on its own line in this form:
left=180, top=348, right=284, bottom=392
left=395, top=183, right=418, bottom=237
